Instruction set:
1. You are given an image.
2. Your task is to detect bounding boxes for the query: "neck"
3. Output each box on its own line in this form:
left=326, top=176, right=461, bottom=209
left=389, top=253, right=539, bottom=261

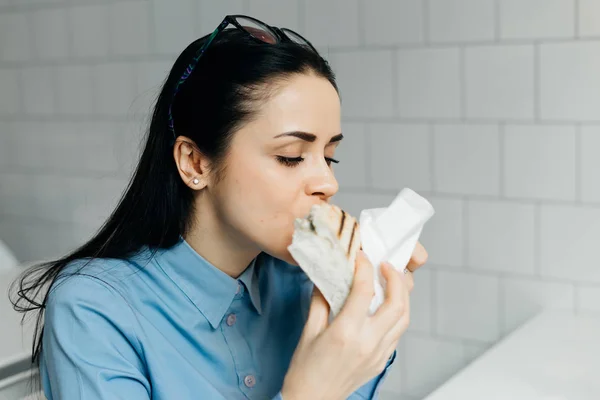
left=183, top=196, right=260, bottom=279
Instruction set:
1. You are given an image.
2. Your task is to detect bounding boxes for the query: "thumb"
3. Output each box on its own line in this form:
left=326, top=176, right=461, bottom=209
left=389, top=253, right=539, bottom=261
left=301, top=285, right=330, bottom=342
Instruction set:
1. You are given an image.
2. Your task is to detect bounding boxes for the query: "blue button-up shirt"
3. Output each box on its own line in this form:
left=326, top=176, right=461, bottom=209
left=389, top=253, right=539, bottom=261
left=40, top=236, right=395, bottom=399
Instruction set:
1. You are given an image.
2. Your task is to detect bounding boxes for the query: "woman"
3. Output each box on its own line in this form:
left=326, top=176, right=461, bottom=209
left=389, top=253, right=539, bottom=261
left=12, top=15, right=427, bottom=399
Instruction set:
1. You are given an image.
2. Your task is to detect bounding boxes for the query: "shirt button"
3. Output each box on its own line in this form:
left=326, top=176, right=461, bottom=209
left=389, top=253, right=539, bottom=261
left=236, top=282, right=244, bottom=295
left=244, top=374, right=256, bottom=388
left=226, top=313, right=237, bottom=326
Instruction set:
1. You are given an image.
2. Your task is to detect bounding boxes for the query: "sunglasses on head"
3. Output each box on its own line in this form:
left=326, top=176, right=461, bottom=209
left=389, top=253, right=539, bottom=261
left=168, top=15, right=318, bottom=140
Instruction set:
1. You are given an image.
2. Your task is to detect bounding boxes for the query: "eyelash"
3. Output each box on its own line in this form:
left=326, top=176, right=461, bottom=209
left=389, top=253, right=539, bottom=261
left=276, top=156, right=340, bottom=167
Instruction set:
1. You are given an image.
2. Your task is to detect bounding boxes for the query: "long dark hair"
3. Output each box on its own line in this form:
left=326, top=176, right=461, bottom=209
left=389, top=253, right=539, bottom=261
left=9, top=26, right=338, bottom=374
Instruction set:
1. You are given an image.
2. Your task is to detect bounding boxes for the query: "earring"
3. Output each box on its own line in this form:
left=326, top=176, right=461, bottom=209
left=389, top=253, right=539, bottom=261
left=193, top=178, right=199, bottom=185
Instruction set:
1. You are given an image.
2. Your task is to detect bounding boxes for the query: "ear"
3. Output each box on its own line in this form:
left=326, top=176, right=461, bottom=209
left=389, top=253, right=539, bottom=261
left=173, top=136, right=212, bottom=190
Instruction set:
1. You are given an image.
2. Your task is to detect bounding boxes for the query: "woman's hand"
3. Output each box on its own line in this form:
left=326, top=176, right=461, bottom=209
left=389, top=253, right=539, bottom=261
left=281, top=243, right=427, bottom=400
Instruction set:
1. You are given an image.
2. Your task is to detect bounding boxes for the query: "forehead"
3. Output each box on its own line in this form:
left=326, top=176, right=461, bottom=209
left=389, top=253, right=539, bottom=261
left=247, top=73, right=341, bottom=139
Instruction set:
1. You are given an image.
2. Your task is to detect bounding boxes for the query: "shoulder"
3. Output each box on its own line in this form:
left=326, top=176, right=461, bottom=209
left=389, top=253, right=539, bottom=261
left=45, top=257, right=145, bottom=333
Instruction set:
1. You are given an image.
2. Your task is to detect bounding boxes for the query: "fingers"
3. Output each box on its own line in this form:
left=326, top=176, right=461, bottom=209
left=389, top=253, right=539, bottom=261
left=373, top=261, right=410, bottom=332
left=302, top=286, right=330, bottom=341
left=405, top=241, right=428, bottom=272
left=402, top=269, right=414, bottom=293
left=337, top=250, right=374, bottom=325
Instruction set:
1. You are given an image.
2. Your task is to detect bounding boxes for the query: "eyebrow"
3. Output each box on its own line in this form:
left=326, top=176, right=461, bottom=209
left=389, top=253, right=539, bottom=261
left=273, top=131, right=344, bottom=144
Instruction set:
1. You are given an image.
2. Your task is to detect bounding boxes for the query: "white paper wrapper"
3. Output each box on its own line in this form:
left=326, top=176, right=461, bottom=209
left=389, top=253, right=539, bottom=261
left=359, top=188, right=435, bottom=315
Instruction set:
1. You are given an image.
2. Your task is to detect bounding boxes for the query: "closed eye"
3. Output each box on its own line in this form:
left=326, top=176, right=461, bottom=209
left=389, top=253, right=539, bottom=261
left=276, top=156, right=339, bottom=167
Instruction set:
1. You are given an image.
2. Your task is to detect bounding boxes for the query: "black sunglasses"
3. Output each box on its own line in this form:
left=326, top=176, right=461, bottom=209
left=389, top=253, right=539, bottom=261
left=168, top=14, right=318, bottom=139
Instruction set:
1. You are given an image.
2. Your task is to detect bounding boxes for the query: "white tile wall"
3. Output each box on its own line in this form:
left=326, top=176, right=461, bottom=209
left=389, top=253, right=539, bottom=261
left=540, top=205, right=600, bottom=283
left=0, top=68, right=20, bottom=115
left=436, top=270, right=500, bottom=341
left=397, top=48, right=461, bottom=118
left=0, top=12, right=32, bottom=62
left=581, top=126, right=600, bottom=203
left=504, top=125, right=576, bottom=200
left=433, top=124, right=500, bottom=195
left=364, top=0, right=423, bottom=46
left=32, top=7, right=70, bottom=60
left=92, top=63, right=137, bottom=117
left=578, top=0, right=600, bottom=37
left=197, top=0, right=247, bottom=34
left=248, top=0, right=300, bottom=31
left=467, top=200, right=536, bottom=275
left=1, top=1, right=599, bottom=398
left=540, top=42, right=600, bottom=121
left=70, top=5, right=110, bottom=58
left=55, top=65, right=94, bottom=115
left=334, top=122, right=368, bottom=189
left=153, top=0, right=196, bottom=55
left=330, top=50, right=394, bottom=118
left=419, top=197, right=464, bottom=267
left=428, top=0, right=495, bottom=43
left=465, top=45, right=534, bottom=119
left=501, top=277, right=575, bottom=335
left=304, top=0, right=360, bottom=47
left=109, top=1, right=151, bottom=56
left=369, top=123, right=431, bottom=192
left=499, top=0, right=575, bottom=39
left=21, top=66, right=55, bottom=115
left=399, top=334, right=466, bottom=398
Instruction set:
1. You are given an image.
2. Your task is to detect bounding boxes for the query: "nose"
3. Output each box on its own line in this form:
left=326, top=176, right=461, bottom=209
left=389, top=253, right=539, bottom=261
left=304, top=161, right=339, bottom=201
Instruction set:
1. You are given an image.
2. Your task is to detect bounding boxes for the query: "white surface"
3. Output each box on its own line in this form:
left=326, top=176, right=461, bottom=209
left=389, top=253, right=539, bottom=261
left=0, top=241, right=18, bottom=271
left=0, top=268, right=33, bottom=370
left=425, top=310, right=600, bottom=400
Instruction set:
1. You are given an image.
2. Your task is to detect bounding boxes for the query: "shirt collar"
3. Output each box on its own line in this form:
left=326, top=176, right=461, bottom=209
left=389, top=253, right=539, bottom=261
left=155, top=236, right=262, bottom=329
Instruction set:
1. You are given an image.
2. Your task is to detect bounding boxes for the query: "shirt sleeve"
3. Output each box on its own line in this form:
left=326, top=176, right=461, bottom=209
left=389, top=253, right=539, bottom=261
left=349, top=349, right=397, bottom=399
left=274, top=350, right=397, bottom=400
left=41, top=275, right=151, bottom=400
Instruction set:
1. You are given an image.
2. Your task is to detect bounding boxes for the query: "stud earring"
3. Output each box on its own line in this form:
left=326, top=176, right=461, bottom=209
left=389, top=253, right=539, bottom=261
left=193, top=178, right=199, bottom=185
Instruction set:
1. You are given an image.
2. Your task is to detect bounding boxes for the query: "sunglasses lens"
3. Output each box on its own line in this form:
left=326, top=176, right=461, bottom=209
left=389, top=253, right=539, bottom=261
left=281, top=28, right=312, bottom=48
left=234, top=16, right=278, bottom=44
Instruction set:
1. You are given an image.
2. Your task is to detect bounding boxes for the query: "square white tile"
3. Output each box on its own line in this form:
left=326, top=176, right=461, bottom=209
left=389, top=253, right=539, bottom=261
left=436, top=270, right=500, bottom=341
left=0, top=12, right=32, bottom=62
left=248, top=0, right=301, bottom=31
left=92, top=63, right=136, bottom=116
left=466, top=45, right=534, bottom=120
left=21, top=66, right=55, bottom=115
left=499, top=0, right=575, bottom=39
left=467, top=200, right=536, bottom=275
left=304, top=0, right=360, bottom=47
left=433, top=123, right=500, bottom=196
left=330, top=50, right=394, bottom=118
left=109, top=1, right=151, bottom=56
left=56, top=65, right=94, bottom=115
left=369, top=123, right=431, bottom=192
left=428, top=0, right=495, bottom=43
left=397, top=48, right=461, bottom=119
left=70, top=5, right=110, bottom=58
left=504, top=125, right=576, bottom=200
left=578, top=0, right=600, bottom=36
left=400, top=334, right=466, bottom=398
left=365, top=0, right=423, bottom=45
left=153, top=0, right=196, bottom=54
left=0, top=68, right=20, bottom=115
left=540, top=204, right=600, bottom=283
left=581, top=126, right=600, bottom=202
left=540, top=42, right=600, bottom=121
left=32, top=7, right=69, bottom=60
left=419, top=197, right=464, bottom=267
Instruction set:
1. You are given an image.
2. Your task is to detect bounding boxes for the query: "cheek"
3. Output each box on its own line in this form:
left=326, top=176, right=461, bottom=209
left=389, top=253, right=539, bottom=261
left=223, top=157, right=303, bottom=253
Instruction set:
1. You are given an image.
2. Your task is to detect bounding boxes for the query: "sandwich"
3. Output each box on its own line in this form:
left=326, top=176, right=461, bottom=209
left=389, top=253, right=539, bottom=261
left=287, top=202, right=362, bottom=317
